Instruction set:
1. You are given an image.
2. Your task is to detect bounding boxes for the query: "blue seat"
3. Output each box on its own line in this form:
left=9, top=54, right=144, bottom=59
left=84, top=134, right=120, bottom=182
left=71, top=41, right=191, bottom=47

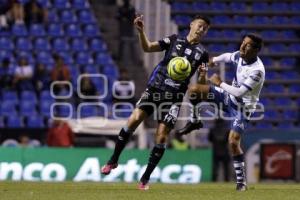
left=210, top=2, right=228, bottom=10
left=281, top=30, right=297, bottom=39
left=71, top=38, right=87, bottom=51
left=0, top=37, right=14, bottom=50
left=48, top=10, right=59, bottom=22
left=261, top=30, right=279, bottom=39
left=6, top=116, right=23, bottom=128
left=283, top=110, right=298, bottom=119
left=58, top=51, right=74, bottom=64
left=291, top=2, right=300, bottom=12
left=191, top=2, right=209, bottom=10
left=281, top=71, right=299, bottom=79
left=252, top=16, right=270, bottom=24
left=252, top=2, right=269, bottom=11
left=65, top=24, right=82, bottom=37
left=173, top=2, right=191, bottom=11
left=264, top=110, right=281, bottom=120
left=27, top=115, right=44, bottom=128
left=52, top=38, right=69, bottom=51
left=255, top=122, right=273, bottom=129
left=34, top=37, right=51, bottom=51
left=95, top=53, right=113, bottom=65
left=17, top=51, right=34, bottom=65
left=53, top=0, right=70, bottom=9
left=20, top=101, right=37, bottom=117
left=29, top=24, right=46, bottom=36
left=37, top=51, right=54, bottom=65
left=259, top=98, right=273, bottom=106
left=277, top=122, right=295, bottom=129
left=173, top=15, right=191, bottom=26
left=213, top=15, right=231, bottom=24
left=267, top=85, right=285, bottom=93
left=271, top=2, right=289, bottom=11
left=40, top=90, right=53, bottom=101
left=56, top=104, right=74, bottom=118
left=78, top=105, right=99, bottom=118
left=78, top=10, right=95, bottom=24
left=265, top=72, right=279, bottom=80
left=114, top=104, right=133, bottom=118
left=271, top=16, right=289, bottom=24
left=0, top=101, right=17, bottom=117
left=83, top=24, right=99, bottom=37
left=83, top=64, right=98, bottom=73
left=69, top=66, right=80, bottom=78
left=89, top=38, right=106, bottom=52
left=103, top=64, right=119, bottom=79
left=12, top=24, right=28, bottom=36
left=268, top=44, right=287, bottom=53
left=289, top=44, right=300, bottom=52
left=289, top=85, right=300, bottom=93
left=291, top=16, right=300, bottom=25
left=274, top=97, right=292, bottom=105
left=60, top=10, right=77, bottom=23
left=40, top=100, right=53, bottom=117
left=281, top=58, right=296, bottom=66
left=230, top=2, right=246, bottom=11
left=261, top=57, right=273, bottom=67
left=73, top=0, right=90, bottom=9
left=233, top=16, right=251, bottom=24
left=36, top=0, right=49, bottom=7
left=16, top=37, right=32, bottom=51
left=20, top=91, right=37, bottom=104
left=48, top=23, right=64, bottom=37
left=2, top=91, right=18, bottom=105
left=75, top=52, right=92, bottom=65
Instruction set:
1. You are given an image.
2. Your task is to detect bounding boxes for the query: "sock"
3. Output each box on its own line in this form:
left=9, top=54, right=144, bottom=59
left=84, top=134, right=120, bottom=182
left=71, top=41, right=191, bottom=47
left=233, top=154, right=246, bottom=185
left=189, top=98, right=200, bottom=123
left=108, top=126, right=133, bottom=164
left=141, top=144, right=166, bottom=182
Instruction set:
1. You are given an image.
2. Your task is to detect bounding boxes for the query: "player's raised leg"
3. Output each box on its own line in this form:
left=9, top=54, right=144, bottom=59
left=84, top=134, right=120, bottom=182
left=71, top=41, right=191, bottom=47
left=101, top=108, right=147, bottom=175
left=176, top=84, right=210, bottom=135
left=228, top=130, right=247, bottom=191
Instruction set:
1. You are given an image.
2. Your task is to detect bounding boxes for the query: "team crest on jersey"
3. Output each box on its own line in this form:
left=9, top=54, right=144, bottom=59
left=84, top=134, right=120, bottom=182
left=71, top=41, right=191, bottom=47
left=194, top=52, right=201, bottom=60
left=176, top=44, right=182, bottom=50
left=163, top=37, right=170, bottom=44
left=184, top=48, right=192, bottom=55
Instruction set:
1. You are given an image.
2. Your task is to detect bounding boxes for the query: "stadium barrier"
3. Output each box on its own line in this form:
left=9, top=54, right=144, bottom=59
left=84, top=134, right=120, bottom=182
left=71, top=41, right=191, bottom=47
left=0, top=147, right=212, bottom=183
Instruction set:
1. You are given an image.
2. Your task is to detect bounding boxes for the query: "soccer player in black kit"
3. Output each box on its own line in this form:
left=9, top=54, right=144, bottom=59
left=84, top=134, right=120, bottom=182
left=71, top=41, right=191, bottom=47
left=101, top=14, right=210, bottom=190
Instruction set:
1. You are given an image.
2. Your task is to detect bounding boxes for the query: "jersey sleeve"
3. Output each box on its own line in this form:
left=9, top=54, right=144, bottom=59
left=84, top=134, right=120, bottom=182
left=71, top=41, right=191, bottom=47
left=158, top=34, right=176, bottom=51
left=242, top=70, right=264, bottom=90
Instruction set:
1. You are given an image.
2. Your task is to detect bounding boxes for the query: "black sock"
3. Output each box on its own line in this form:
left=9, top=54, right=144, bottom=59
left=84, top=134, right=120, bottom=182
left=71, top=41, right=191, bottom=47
left=141, top=144, right=166, bottom=182
left=189, top=98, right=201, bottom=123
left=233, top=154, right=246, bottom=185
left=108, top=128, right=133, bottom=164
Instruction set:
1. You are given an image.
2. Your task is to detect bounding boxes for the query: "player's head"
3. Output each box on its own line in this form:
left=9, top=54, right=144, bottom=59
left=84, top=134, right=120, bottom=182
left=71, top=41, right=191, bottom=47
left=240, top=33, right=263, bottom=61
left=189, top=15, right=210, bottom=40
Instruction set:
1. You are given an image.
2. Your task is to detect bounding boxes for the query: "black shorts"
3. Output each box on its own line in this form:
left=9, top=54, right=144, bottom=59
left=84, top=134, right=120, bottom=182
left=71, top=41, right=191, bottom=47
left=136, top=88, right=185, bottom=128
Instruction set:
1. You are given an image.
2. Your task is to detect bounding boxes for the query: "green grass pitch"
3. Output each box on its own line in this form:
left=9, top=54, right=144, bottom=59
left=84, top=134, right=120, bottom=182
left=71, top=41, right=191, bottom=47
left=0, top=182, right=299, bottom=200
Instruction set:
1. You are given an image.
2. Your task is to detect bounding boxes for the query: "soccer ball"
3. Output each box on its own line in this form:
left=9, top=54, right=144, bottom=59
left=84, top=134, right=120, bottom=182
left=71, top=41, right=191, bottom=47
left=167, top=57, right=191, bottom=81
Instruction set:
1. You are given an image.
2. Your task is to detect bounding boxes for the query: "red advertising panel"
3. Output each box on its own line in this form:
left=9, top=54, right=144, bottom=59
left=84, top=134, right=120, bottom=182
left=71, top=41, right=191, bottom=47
left=260, top=143, right=295, bottom=180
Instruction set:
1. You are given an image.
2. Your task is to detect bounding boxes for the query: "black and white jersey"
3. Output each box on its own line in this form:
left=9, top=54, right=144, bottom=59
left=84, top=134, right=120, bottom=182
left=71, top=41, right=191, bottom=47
left=147, top=34, right=209, bottom=93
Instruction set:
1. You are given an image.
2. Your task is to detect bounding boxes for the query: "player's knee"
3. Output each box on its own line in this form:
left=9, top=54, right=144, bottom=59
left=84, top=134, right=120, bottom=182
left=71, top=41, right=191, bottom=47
left=127, top=109, right=146, bottom=130
left=228, top=133, right=241, bottom=153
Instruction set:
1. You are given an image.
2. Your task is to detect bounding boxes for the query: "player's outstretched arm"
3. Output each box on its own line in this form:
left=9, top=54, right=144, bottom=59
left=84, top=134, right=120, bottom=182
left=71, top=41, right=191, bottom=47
left=134, top=15, right=161, bottom=52
left=209, top=73, right=249, bottom=98
left=208, top=52, right=234, bottom=68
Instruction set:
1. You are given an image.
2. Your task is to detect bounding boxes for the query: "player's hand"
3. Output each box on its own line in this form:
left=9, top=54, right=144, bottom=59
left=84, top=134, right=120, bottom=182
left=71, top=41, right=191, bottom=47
left=134, top=14, right=144, bottom=32
left=209, top=73, right=222, bottom=86
left=208, top=57, right=216, bottom=68
left=198, top=63, right=207, bottom=77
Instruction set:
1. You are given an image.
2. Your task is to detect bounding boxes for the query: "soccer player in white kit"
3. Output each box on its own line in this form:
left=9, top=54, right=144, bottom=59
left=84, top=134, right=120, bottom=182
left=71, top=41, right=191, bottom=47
left=176, top=33, right=265, bottom=191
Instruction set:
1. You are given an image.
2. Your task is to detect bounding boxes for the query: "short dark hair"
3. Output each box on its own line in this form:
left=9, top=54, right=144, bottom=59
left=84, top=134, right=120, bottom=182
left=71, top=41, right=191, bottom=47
left=192, top=15, right=210, bottom=26
left=245, top=33, right=263, bottom=51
